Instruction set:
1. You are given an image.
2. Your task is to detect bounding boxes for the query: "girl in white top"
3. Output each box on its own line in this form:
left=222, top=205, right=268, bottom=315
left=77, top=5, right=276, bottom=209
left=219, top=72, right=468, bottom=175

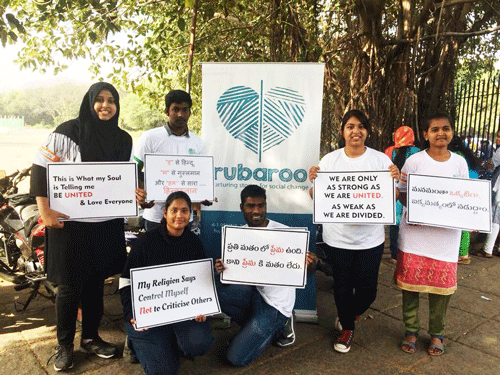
left=395, top=114, right=468, bottom=356
left=309, top=110, right=399, bottom=354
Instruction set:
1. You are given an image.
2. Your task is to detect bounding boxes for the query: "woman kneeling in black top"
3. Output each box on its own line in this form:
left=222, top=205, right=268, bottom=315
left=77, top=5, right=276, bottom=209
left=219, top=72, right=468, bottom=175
left=120, top=191, right=214, bottom=375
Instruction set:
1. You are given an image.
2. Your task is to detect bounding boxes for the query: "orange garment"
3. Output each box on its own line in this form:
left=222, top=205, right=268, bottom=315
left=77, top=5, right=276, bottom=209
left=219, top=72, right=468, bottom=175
left=384, top=145, right=395, bottom=159
left=385, top=126, right=415, bottom=159
left=394, top=126, right=415, bottom=148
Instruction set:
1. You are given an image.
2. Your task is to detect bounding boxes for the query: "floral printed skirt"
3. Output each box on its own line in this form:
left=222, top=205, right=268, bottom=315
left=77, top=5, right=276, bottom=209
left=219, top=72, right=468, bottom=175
left=394, top=250, right=457, bottom=295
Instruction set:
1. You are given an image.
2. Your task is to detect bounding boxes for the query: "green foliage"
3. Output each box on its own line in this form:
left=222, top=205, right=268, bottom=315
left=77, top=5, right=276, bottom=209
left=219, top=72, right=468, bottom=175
left=119, top=91, right=164, bottom=130
left=0, top=83, right=86, bottom=125
left=2, top=0, right=500, bottom=149
left=0, top=83, right=175, bottom=131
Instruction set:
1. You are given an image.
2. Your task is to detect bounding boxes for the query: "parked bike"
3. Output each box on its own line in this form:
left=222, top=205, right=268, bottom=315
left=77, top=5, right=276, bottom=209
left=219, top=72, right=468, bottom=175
left=0, top=167, right=57, bottom=311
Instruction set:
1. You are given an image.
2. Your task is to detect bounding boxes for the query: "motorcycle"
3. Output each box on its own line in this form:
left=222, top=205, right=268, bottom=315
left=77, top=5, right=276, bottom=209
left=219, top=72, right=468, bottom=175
left=0, top=167, right=57, bottom=311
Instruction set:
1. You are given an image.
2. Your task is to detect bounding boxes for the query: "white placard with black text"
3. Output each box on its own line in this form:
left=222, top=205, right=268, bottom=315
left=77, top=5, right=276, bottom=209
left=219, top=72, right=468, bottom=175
left=313, top=170, right=395, bottom=224
left=47, top=162, right=137, bottom=219
left=407, top=174, right=491, bottom=232
left=221, top=226, right=309, bottom=288
left=144, top=154, right=215, bottom=202
left=130, top=258, right=220, bottom=330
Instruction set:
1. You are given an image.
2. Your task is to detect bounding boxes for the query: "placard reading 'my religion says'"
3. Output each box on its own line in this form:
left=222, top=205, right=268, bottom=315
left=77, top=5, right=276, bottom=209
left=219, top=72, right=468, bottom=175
left=130, top=259, right=220, bottom=330
left=313, top=170, right=395, bottom=224
left=47, top=162, right=137, bottom=219
left=407, top=174, right=491, bottom=232
left=221, top=226, right=309, bottom=288
left=144, top=154, right=215, bottom=203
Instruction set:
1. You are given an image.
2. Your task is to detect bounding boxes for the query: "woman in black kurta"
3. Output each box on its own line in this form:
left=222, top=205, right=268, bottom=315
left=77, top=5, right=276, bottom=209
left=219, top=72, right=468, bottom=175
left=120, top=191, right=214, bottom=375
left=31, top=82, right=133, bottom=372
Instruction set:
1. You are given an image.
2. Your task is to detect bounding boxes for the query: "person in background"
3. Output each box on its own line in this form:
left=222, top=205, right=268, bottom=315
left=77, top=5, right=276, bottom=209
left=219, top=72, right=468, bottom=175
left=489, top=130, right=500, bottom=173
left=482, top=130, right=500, bottom=257
left=395, top=113, right=469, bottom=356
left=308, top=110, right=400, bottom=354
left=388, top=126, right=420, bottom=263
left=479, top=139, right=493, bottom=162
left=448, top=135, right=479, bottom=263
left=120, top=192, right=214, bottom=375
left=31, top=82, right=133, bottom=372
left=384, top=131, right=396, bottom=159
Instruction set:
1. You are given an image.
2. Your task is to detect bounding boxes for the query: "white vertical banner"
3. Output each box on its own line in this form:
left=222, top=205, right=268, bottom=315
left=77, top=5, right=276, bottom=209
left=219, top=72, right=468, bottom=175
left=201, top=63, right=324, bottom=215
left=201, top=63, right=324, bottom=321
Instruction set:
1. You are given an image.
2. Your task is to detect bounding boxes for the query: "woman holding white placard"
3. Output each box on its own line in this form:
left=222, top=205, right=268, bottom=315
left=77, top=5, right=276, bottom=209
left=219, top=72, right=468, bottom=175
left=395, top=113, right=468, bottom=356
left=31, top=82, right=133, bottom=372
left=119, top=191, right=214, bottom=375
left=308, top=109, right=399, bottom=354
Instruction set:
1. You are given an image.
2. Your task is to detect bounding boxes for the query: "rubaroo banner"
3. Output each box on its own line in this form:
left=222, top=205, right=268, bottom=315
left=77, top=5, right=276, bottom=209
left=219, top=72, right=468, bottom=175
left=200, top=63, right=324, bottom=321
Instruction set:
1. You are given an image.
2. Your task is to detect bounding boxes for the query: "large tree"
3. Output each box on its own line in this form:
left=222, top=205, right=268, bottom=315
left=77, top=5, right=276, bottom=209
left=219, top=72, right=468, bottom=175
left=2, top=0, right=499, bottom=153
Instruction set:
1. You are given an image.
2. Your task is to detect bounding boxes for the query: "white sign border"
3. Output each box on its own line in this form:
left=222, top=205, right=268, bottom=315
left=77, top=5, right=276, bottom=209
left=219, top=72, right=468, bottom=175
left=144, top=154, right=215, bottom=203
left=130, top=258, right=220, bottom=330
left=313, top=170, right=396, bottom=225
left=47, top=161, right=138, bottom=220
left=220, top=225, right=309, bottom=288
left=406, top=173, right=492, bottom=232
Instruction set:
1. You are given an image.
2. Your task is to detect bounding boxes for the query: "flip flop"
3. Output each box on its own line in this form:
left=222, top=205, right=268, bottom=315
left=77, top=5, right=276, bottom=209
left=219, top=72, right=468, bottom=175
left=401, top=331, right=418, bottom=354
left=428, top=334, right=444, bottom=356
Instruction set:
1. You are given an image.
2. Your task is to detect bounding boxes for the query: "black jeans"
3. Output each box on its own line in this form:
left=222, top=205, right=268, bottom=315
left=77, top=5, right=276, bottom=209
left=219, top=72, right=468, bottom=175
left=323, top=242, right=384, bottom=330
left=56, top=277, right=105, bottom=345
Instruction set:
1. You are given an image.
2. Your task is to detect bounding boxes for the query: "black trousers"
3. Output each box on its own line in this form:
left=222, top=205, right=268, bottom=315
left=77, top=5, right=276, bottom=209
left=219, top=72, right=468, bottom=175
left=56, top=277, right=105, bottom=345
left=323, top=243, right=384, bottom=331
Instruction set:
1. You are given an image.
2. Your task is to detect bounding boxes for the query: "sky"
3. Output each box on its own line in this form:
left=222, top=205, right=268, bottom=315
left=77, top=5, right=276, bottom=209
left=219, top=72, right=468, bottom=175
left=0, top=43, right=94, bottom=93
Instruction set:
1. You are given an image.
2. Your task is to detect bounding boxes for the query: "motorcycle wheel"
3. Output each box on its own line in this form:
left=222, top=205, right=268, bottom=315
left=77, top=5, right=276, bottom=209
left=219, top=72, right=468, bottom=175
left=0, top=230, right=20, bottom=273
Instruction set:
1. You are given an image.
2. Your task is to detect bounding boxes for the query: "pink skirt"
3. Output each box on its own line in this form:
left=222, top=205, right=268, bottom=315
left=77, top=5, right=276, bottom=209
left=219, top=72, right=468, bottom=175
left=394, top=250, right=457, bottom=295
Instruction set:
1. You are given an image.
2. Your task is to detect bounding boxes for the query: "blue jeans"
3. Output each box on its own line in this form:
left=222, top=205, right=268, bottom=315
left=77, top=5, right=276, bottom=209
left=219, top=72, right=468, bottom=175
left=216, top=282, right=288, bottom=367
left=126, top=320, right=214, bottom=375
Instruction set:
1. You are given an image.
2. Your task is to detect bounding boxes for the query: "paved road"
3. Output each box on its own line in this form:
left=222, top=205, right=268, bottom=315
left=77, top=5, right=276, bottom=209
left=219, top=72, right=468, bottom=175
left=1, top=239, right=500, bottom=374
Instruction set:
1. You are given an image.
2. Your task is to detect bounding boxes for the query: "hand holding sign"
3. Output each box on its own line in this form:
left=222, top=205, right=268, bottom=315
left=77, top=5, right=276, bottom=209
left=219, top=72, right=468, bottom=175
left=313, top=170, right=396, bottom=224
left=407, top=174, right=491, bottom=232
left=221, top=226, right=309, bottom=288
left=48, top=162, right=138, bottom=219
left=130, top=259, right=220, bottom=330
left=144, top=154, right=215, bottom=202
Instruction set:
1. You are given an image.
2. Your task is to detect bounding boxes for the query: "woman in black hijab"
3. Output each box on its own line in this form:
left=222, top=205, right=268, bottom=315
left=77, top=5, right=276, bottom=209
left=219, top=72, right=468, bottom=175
left=31, top=82, right=133, bottom=372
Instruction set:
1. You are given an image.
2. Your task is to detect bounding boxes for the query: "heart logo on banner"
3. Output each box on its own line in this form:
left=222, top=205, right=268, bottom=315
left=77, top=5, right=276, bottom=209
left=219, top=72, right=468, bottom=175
left=216, top=83, right=306, bottom=162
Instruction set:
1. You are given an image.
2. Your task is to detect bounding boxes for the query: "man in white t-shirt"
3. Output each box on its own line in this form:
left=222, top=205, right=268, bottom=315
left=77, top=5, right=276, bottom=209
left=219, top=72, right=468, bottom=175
left=215, top=185, right=298, bottom=366
left=135, top=90, right=205, bottom=231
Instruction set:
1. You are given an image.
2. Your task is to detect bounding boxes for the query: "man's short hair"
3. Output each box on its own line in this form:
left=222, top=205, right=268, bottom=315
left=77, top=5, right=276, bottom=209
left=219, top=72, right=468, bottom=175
left=165, top=90, right=192, bottom=111
left=240, top=184, right=266, bottom=205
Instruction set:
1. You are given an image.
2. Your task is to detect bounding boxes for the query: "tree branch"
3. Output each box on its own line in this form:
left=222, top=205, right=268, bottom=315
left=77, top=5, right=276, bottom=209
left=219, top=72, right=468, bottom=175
left=435, top=0, right=479, bottom=8
left=385, top=24, right=500, bottom=45
left=408, top=0, right=434, bottom=39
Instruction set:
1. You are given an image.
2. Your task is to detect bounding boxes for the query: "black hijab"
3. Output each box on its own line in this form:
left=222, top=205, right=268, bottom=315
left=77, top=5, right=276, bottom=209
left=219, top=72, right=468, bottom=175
left=78, top=82, right=132, bottom=162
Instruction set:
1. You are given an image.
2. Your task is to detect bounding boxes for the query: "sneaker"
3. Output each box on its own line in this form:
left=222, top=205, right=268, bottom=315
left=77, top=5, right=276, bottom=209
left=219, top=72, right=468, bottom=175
left=334, top=330, right=354, bottom=353
left=276, top=312, right=296, bottom=347
left=81, top=337, right=118, bottom=359
left=52, top=344, right=74, bottom=372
